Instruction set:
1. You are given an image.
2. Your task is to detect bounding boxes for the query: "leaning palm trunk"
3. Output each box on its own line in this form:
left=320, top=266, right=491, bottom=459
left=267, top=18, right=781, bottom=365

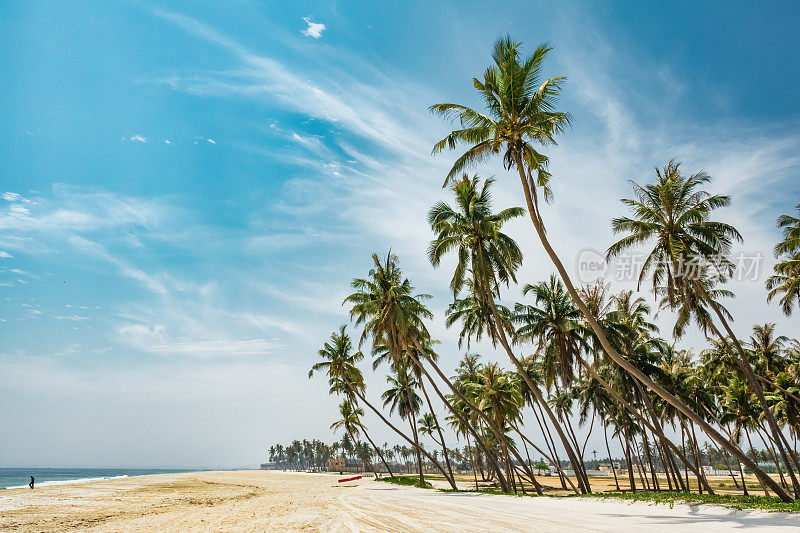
left=410, top=414, right=425, bottom=486
left=531, top=399, right=568, bottom=490
left=576, top=353, right=713, bottom=492
left=465, top=432, right=479, bottom=490
left=408, top=339, right=544, bottom=493
left=405, top=349, right=509, bottom=491
left=345, top=379, right=454, bottom=485
left=513, top=153, right=792, bottom=502
left=511, top=420, right=580, bottom=494
left=361, top=427, right=394, bottom=477
left=483, top=294, right=590, bottom=493
left=604, top=423, right=621, bottom=491
left=417, top=376, right=455, bottom=482
left=695, top=287, right=800, bottom=496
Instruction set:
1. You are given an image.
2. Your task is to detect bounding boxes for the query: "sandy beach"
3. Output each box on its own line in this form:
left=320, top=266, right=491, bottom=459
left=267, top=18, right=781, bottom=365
left=0, top=470, right=797, bottom=532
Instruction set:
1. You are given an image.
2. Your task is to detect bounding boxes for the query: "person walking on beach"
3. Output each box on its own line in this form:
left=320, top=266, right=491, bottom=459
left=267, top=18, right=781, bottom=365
left=29, top=476, right=34, bottom=489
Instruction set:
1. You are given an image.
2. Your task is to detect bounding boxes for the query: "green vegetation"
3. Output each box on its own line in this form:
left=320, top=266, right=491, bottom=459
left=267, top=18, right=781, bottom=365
left=396, top=476, right=800, bottom=513
left=376, top=475, right=432, bottom=489
left=576, top=491, right=800, bottom=513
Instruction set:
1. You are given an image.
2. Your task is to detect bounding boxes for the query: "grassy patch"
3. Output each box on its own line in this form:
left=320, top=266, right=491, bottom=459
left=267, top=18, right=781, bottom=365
left=376, top=475, right=432, bottom=489
left=382, top=477, right=799, bottom=514
left=575, top=491, right=800, bottom=513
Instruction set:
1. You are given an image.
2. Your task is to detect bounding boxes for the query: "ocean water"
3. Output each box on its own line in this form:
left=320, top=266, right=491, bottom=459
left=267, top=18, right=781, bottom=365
left=0, top=468, right=194, bottom=489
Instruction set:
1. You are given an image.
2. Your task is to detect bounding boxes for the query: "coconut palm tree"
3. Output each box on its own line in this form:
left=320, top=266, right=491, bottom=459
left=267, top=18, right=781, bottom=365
left=373, top=340, right=456, bottom=483
left=608, top=160, right=797, bottom=498
left=445, top=278, right=514, bottom=349
left=428, top=174, right=585, bottom=492
left=749, top=323, right=789, bottom=377
left=346, top=251, right=525, bottom=490
left=767, top=202, right=800, bottom=315
left=383, top=365, right=426, bottom=485
left=311, top=326, right=447, bottom=478
left=310, top=327, right=394, bottom=475
left=330, top=400, right=378, bottom=477
left=429, top=35, right=784, bottom=498
left=513, top=274, right=588, bottom=388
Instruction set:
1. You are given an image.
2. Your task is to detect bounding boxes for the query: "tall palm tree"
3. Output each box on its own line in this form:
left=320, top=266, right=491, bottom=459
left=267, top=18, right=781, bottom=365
left=373, top=340, right=456, bottom=483
left=749, top=323, right=789, bottom=377
left=428, top=174, right=585, bottom=492
left=310, top=326, right=435, bottom=477
left=330, top=400, right=378, bottom=477
left=767, top=202, right=800, bottom=315
left=383, top=365, right=426, bottom=485
left=513, top=274, right=587, bottom=387
left=428, top=35, right=783, bottom=498
left=608, top=160, right=797, bottom=499
left=466, top=363, right=526, bottom=488
left=346, top=251, right=515, bottom=490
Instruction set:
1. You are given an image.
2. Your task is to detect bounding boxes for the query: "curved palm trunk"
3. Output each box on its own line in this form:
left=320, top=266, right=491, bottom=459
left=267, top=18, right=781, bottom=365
left=361, top=428, right=394, bottom=477
left=420, top=361, right=508, bottom=490
left=346, top=382, right=453, bottom=484
left=483, top=294, right=590, bottom=493
left=532, top=399, right=568, bottom=490
left=698, top=298, right=800, bottom=497
left=513, top=154, right=792, bottom=502
left=604, top=423, right=621, bottom=491
left=577, top=353, right=712, bottom=492
left=511, top=420, right=580, bottom=494
left=417, top=376, right=455, bottom=483
left=410, top=414, right=425, bottom=486
left=465, top=432, right=479, bottom=490
left=619, top=430, right=637, bottom=492
left=758, top=424, right=789, bottom=490
left=408, top=339, right=535, bottom=492
left=744, top=427, right=770, bottom=497
left=559, top=408, right=591, bottom=490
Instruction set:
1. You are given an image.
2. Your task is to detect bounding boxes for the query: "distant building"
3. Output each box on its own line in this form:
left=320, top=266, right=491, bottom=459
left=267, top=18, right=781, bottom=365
left=327, top=456, right=362, bottom=472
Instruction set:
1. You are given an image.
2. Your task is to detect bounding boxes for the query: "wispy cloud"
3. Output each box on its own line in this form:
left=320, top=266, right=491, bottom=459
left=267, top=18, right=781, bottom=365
left=301, top=17, right=325, bottom=39
left=127, top=134, right=148, bottom=143
left=2, top=192, right=24, bottom=202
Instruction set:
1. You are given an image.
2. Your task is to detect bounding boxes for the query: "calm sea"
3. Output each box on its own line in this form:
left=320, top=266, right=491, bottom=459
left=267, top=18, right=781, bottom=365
left=0, top=468, right=195, bottom=489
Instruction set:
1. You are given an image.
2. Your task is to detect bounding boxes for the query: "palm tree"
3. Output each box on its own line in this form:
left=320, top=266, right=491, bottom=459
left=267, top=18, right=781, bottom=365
left=445, top=278, right=515, bottom=349
left=466, top=363, right=526, bottom=489
left=373, top=340, right=456, bottom=483
left=428, top=174, right=582, bottom=492
left=330, top=400, right=378, bottom=477
left=429, top=35, right=778, bottom=498
left=309, top=326, right=394, bottom=476
left=749, top=323, right=789, bottom=377
left=513, top=274, right=587, bottom=388
left=383, top=365, right=426, bottom=485
left=345, top=251, right=516, bottom=490
left=608, top=160, right=797, bottom=499
left=767, top=202, right=800, bottom=315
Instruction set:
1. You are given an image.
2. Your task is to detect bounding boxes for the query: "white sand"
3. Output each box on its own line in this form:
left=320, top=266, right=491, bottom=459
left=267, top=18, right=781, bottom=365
left=1, top=470, right=797, bottom=531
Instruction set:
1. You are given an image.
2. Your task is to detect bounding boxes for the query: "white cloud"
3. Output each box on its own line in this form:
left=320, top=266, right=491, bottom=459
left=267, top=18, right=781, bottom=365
left=117, top=322, right=277, bottom=357
left=2, top=192, right=22, bottom=202
left=164, top=139, right=171, bottom=144
left=301, top=17, right=325, bottom=39
left=0, top=251, right=12, bottom=258
left=128, top=134, right=148, bottom=143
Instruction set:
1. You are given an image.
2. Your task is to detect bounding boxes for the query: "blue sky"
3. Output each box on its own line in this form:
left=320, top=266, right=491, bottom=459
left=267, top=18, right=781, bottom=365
left=1, top=1, right=798, bottom=467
